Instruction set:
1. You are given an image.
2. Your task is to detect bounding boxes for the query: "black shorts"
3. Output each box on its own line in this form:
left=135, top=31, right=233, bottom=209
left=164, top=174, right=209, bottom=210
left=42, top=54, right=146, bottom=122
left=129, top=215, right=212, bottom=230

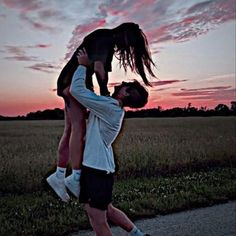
left=79, top=166, right=114, bottom=210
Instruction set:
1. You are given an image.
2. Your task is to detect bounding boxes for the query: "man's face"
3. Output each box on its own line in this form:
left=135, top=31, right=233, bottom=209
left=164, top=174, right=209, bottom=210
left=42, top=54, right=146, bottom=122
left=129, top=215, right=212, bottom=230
left=112, top=82, right=129, bottom=98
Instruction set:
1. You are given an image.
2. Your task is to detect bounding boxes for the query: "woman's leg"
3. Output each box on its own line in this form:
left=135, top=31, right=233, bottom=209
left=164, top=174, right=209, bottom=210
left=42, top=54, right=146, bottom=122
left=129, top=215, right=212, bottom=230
left=66, top=93, right=86, bottom=170
left=47, top=91, right=86, bottom=201
left=46, top=103, right=71, bottom=202
left=57, top=104, right=71, bottom=168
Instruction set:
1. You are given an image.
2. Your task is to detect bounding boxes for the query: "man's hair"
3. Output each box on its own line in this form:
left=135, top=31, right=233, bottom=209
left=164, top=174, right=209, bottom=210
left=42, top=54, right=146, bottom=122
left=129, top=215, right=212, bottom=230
left=123, top=80, right=148, bottom=108
left=112, top=22, right=156, bottom=86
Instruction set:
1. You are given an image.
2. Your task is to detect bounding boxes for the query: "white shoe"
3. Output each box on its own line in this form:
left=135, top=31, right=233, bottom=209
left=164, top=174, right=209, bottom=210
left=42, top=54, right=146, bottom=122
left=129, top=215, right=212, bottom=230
left=65, top=175, right=80, bottom=198
left=46, top=173, right=70, bottom=202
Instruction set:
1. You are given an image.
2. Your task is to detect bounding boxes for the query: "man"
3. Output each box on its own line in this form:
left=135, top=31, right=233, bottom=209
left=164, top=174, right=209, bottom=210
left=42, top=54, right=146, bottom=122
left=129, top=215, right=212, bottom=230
left=69, top=48, right=150, bottom=236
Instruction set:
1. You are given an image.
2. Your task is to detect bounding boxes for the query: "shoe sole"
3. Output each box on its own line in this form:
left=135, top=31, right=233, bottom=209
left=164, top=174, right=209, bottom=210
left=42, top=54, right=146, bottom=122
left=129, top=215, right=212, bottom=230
left=46, top=176, right=70, bottom=202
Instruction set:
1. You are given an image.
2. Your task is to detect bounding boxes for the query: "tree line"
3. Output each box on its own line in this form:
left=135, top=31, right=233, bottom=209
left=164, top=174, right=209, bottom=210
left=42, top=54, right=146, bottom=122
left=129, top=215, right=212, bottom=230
left=1, top=102, right=236, bottom=120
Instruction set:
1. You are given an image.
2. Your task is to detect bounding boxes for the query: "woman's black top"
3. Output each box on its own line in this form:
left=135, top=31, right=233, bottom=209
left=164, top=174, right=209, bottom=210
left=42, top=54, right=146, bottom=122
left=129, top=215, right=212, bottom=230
left=57, top=29, right=115, bottom=97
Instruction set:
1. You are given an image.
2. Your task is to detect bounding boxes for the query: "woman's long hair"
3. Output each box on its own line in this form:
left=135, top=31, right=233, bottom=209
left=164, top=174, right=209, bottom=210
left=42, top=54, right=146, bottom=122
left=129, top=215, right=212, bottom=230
left=113, top=23, right=156, bottom=86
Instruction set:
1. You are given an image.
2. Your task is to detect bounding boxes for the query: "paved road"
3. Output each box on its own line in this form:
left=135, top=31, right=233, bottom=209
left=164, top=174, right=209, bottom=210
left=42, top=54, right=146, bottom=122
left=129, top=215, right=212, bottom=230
left=71, top=201, right=236, bottom=236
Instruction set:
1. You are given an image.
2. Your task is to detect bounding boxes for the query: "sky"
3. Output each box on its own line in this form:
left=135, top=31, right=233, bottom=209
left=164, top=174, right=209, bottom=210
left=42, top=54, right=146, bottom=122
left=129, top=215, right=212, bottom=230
left=0, top=0, right=235, bottom=116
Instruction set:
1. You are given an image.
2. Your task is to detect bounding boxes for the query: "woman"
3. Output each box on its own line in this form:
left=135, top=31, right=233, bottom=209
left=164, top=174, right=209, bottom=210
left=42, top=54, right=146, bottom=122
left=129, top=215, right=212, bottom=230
left=47, top=22, right=156, bottom=202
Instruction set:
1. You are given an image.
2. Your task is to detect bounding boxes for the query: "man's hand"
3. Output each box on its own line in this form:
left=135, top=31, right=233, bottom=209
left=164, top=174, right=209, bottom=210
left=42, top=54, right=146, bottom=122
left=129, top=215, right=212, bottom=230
left=76, top=48, right=91, bottom=68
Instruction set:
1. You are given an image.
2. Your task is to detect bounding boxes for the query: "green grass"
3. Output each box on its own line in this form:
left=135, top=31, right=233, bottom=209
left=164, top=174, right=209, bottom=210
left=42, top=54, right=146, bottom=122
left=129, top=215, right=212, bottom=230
left=0, top=117, right=235, bottom=193
left=0, top=167, right=235, bottom=236
left=0, top=117, right=235, bottom=235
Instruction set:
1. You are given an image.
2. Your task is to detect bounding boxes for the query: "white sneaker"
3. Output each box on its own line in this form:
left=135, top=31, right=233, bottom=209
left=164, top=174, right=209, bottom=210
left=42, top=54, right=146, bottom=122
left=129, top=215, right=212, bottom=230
left=65, top=175, right=80, bottom=198
left=46, top=173, right=70, bottom=202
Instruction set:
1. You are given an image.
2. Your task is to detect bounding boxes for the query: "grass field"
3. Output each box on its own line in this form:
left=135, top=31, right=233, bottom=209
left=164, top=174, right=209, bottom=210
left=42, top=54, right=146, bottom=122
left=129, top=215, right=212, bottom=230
left=0, top=117, right=235, bottom=193
left=0, top=117, right=235, bottom=235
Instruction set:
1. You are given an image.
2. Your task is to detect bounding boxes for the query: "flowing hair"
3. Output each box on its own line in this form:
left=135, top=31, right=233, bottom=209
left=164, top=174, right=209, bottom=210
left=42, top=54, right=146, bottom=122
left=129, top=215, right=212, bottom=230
left=113, top=23, right=156, bottom=86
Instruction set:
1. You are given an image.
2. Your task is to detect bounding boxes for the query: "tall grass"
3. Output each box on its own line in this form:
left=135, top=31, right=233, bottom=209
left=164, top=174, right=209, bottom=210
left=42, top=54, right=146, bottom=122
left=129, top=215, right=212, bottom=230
left=0, top=117, right=235, bottom=193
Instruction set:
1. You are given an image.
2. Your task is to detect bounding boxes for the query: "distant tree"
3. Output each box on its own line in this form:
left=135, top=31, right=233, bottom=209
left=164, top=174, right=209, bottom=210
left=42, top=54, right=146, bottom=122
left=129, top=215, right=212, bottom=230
left=214, top=104, right=230, bottom=115
left=215, top=104, right=229, bottom=112
left=200, top=106, right=207, bottom=112
left=230, top=101, right=236, bottom=112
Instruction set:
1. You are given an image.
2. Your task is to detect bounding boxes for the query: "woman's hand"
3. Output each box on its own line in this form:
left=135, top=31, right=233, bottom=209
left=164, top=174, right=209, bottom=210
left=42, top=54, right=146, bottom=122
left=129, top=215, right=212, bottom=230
left=76, top=48, right=92, bottom=68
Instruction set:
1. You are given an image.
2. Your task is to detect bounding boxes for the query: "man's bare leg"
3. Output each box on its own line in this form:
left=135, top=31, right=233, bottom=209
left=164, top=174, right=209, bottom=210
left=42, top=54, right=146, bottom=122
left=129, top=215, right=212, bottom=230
left=85, top=204, right=112, bottom=236
left=107, top=204, right=134, bottom=231
left=107, top=204, right=147, bottom=235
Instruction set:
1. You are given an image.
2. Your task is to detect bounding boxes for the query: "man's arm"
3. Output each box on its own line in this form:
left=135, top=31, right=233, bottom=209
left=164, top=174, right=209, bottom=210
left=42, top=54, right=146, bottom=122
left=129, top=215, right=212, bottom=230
left=69, top=64, right=114, bottom=122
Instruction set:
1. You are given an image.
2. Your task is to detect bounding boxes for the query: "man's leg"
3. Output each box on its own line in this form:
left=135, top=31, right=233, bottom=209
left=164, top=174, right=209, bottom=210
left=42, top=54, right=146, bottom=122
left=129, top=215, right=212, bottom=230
left=85, top=204, right=112, bottom=236
left=107, top=204, right=134, bottom=231
left=107, top=204, right=148, bottom=236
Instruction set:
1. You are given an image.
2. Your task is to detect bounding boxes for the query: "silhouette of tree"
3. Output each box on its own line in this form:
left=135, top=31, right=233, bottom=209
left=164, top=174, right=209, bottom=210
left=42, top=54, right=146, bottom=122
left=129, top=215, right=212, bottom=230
left=215, top=104, right=229, bottom=112
left=1, top=103, right=236, bottom=120
left=214, top=104, right=230, bottom=115
left=231, top=101, right=236, bottom=112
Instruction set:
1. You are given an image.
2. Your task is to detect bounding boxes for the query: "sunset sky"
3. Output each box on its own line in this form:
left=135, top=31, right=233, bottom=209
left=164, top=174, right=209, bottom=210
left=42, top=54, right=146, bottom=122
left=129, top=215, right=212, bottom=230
left=0, top=0, right=235, bottom=116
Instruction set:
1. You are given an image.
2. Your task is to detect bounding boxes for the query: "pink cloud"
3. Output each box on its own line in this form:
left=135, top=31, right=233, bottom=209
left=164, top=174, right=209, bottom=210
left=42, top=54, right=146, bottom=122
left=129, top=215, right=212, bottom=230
left=4, top=45, right=38, bottom=61
left=151, top=80, right=187, bottom=87
left=20, top=14, right=58, bottom=33
left=4, top=55, right=38, bottom=61
left=2, top=0, right=42, bottom=12
left=0, top=13, right=6, bottom=19
left=62, top=0, right=235, bottom=60
left=172, top=86, right=235, bottom=101
left=181, top=86, right=232, bottom=92
left=150, top=0, right=236, bottom=44
left=108, top=82, right=120, bottom=87
left=3, top=44, right=50, bottom=62
left=26, top=63, right=61, bottom=73
left=26, top=44, right=51, bottom=48
left=153, top=87, right=173, bottom=92
left=1, top=1, right=60, bottom=33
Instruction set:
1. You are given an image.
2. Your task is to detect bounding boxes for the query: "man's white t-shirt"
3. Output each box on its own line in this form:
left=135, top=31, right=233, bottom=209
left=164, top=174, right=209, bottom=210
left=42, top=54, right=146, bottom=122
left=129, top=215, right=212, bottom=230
left=70, top=65, right=124, bottom=173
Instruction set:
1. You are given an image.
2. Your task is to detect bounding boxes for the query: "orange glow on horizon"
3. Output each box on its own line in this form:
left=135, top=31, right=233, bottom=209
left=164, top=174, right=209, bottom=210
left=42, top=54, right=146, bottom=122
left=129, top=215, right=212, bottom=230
left=0, top=96, right=233, bottom=117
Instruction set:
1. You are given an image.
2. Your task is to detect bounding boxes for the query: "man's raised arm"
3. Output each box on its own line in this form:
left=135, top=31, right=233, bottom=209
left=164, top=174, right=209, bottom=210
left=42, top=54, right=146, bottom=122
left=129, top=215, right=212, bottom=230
left=69, top=49, right=114, bottom=121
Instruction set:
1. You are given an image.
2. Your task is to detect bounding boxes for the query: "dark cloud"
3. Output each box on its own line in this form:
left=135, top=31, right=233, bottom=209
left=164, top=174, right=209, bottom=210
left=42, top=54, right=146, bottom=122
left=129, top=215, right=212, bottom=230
left=172, top=86, right=235, bottom=100
left=3, top=44, right=51, bottom=62
left=151, top=80, right=187, bottom=86
left=26, top=44, right=51, bottom=48
left=4, top=45, right=38, bottom=62
left=49, top=88, right=57, bottom=92
left=0, top=13, right=6, bottom=19
left=181, top=86, right=232, bottom=92
left=152, top=87, right=173, bottom=92
left=26, top=63, right=61, bottom=73
left=4, top=55, right=38, bottom=61
left=187, top=0, right=213, bottom=14
left=20, top=14, right=58, bottom=33
left=1, top=0, right=61, bottom=33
